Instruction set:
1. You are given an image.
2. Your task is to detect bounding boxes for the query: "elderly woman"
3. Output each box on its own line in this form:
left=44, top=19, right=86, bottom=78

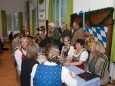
left=20, top=43, right=39, bottom=86
left=67, top=39, right=88, bottom=70
left=61, top=36, right=74, bottom=58
left=31, top=43, right=77, bottom=86
left=86, top=41, right=109, bottom=85
left=14, top=37, right=29, bottom=75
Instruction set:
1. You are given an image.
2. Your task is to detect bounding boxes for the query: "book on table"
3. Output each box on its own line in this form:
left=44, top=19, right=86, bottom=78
left=77, top=72, right=100, bottom=81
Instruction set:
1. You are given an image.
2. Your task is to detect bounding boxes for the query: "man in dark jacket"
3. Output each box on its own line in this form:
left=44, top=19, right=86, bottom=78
left=62, top=23, right=71, bottom=38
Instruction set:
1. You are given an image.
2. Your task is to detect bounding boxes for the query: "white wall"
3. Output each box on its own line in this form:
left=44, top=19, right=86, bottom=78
left=73, top=0, right=114, bottom=13
left=46, top=0, right=49, bottom=20
left=0, top=0, right=25, bottom=12
left=29, top=0, right=49, bottom=35
left=0, top=0, right=26, bottom=38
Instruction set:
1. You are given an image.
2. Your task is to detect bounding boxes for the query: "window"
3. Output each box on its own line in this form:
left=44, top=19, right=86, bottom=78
left=54, top=0, right=66, bottom=27
left=13, top=13, right=20, bottom=31
left=6, top=13, right=12, bottom=32
left=6, top=12, right=20, bottom=35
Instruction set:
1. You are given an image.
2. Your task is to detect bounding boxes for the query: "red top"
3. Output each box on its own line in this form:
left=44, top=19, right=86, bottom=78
left=22, top=52, right=26, bottom=59
left=77, top=64, right=84, bottom=70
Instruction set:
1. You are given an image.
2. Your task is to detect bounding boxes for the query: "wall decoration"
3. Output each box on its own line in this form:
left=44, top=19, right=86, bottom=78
left=84, top=26, right=108, bottom=51
left=38, top=0, right=46, bottom=27
left=70, top=7, right=114, bottom=58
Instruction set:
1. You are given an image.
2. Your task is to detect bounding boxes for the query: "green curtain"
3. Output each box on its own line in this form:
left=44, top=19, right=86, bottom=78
left=32, top=9, right=35, bottom=35
left=26, top=0, right=30, bottom=33
left=18, top=12, right=23, bottom=32
left=1, top=10, right=7, bottom=37
left=48, top=0, right=54, bottom=23
left=110, top=3, right=115, bottom=62
left=66, top=0, right=73, bottom=29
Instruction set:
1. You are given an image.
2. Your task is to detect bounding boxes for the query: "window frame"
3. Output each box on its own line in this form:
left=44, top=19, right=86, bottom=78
left=54, top=0, right=66, bottom=27
left=6, top=12, right=20, bottom=35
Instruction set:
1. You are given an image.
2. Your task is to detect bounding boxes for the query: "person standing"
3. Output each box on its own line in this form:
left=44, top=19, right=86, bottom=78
left=62, top=24, right=71, bottom=38
left=48, top=23, right=61, bottom=48
left=71, top=22, right=85, bottom=46
left=14, top=37, right=29, bottom=75
left=0, top=37, right=3, bottom=54
left=12, top=33, right=20, bottom=54
left=9, top=31, right=14, bottom=48
left=60, top=23, right=72, bottom=49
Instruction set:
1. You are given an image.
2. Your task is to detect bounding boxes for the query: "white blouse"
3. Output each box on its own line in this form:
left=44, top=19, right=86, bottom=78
left=31, top=61, right=77, bottom=86
left=14, top=48, right=26, bottom=73
left=61, top=46, right=74, bottom=58
left=73, top=49, right=88, bottom=61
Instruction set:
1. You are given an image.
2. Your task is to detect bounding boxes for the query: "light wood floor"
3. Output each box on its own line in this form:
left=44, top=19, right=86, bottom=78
left=0, top=43, right=19, bottom=86
left=0, top=43, right=114, bottom=86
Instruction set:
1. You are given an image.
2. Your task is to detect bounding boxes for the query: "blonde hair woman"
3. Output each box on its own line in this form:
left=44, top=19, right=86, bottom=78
left=14, top=37, right=29, bottom=75
left=31, top=43, right=77, bottom=86
left=86, top=41, right=109, bottom=85
left=20, top=43, right=39, bottom=86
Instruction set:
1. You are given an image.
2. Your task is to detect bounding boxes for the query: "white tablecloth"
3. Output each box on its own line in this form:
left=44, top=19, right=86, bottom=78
left=68, top=66, right=100, bottom=86
left=110, top=61, right=115, bottom=83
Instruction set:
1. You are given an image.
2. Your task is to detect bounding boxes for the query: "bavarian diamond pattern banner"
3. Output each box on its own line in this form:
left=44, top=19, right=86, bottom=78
left=84, top=26, right=108, bottom=48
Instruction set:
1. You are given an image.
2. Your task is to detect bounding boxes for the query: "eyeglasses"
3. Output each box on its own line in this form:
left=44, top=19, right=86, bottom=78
left=64, top=41, right=69, bottom=42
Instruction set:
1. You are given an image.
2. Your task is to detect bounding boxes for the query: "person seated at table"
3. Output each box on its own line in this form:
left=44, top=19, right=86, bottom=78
left=86, top=41, right=109, bottom=85
left=39, top=31, right=48, bottom=48
left=35, top=26, right=47, bottom=47
left=38, top=26, right=47, bottom=41
left=20, top=43, right=39, bottom=86
left=67, top=39, right=88, bottom=70
left=40, top=26, right=47, bottom=35
left=60, top=36, right=74, bottom=60
left=31, top=43, right=77, bottom=86
left=35, top=33, right=41, bottom=45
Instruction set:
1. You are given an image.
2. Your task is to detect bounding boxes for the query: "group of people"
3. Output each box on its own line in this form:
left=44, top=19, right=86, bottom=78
left=35, top=22, right=84, bottom=50
left=12, top=36, right=77, bottom=86
left=11, top=21, right=109, bottom=86
left=60, top=36, right=109, bottom=85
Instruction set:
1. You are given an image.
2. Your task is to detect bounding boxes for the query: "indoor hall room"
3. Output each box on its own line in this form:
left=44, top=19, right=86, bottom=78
left=0, top=0, right=115, bottom=86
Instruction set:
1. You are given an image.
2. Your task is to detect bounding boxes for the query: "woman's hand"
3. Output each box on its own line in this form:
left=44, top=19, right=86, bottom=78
left=63, top=59, right=70, bottom=67
left=69, top=71, right=75, bottom=77
left=67, top=56, right=72, bottom=61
